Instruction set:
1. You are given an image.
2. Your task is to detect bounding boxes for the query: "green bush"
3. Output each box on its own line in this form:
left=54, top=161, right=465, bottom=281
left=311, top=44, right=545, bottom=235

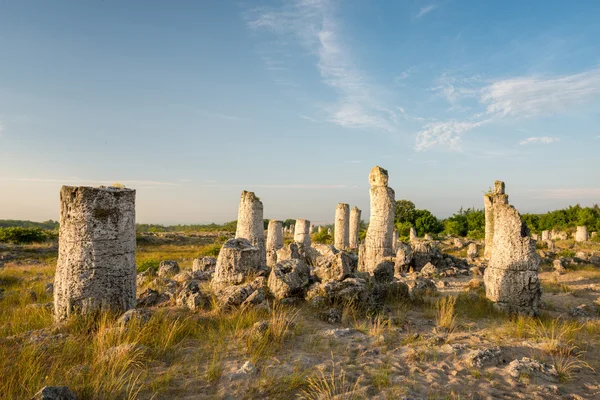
left=0, top=227, right=48, bottom=244
left=312, top=229, right=332, bottom=244
left=136, top=258, right=160, bottom=273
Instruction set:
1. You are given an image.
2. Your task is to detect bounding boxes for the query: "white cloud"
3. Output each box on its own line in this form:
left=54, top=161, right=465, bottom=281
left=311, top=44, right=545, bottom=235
left=481, top=68, right=600, bottom=118
left=519, top=136, right=560, bottom=145
left=247, top=0, right=398, bottom=132
left=414, top=4, right=438, bottom=19
left=415, top=119, right=490, bottom=151
left=299, top=114, right=318, bottom=123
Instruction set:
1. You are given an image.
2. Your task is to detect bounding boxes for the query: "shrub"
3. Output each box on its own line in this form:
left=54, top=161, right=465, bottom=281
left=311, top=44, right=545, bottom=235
left=0, top=227, right=48, bottom=244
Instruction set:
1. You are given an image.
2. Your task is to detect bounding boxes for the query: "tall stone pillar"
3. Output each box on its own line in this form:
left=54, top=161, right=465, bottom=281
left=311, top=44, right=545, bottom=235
left=358, top=166, right=396, bottom=275
left=575, top=226, right=588, bottom=242
left=484, top=181, right=508, bottom=259
left=235, top=191, right=266, bottom=266
left=409, top=227, right=417, bottom=242
left=54, top=186, right=136, bottom=321
left=294, top=219, right=311, bottom=247
left=483, top=183, right=540, bottom=315
left=266, top=220, right=284, bottom=267
left=349, top=206, right=361, bottom=249
left=334, top=203, right=350, bottom=250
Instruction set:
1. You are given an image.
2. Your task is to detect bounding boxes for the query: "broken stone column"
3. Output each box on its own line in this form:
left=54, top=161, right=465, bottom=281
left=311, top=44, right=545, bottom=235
left=349, top=206, right=361, bottom=250
left=483, top=183, right=541, bottom=315
left=541, top=230, right=550, bottom=241
left=334, top=203, right=350, bottom=250
left=358, top=166, right=396, bottom=276
left=467, top=243, right=478, bottom=260
left=483, top=180, right=508, bottom=259
left=392, top=228, right=399, bottom=252
left=54, top=186, right=136, bottom=321
left=235, top=191, right=266, bottom=266
left=409, top=227, right=417, bottom=242
left=575, top=226, right=588, bottom=242
left=212, top=238, right=261, bottom=289
left=266, top=220, right=284, bottom=267
left=294, top=219, right=311, bottom=247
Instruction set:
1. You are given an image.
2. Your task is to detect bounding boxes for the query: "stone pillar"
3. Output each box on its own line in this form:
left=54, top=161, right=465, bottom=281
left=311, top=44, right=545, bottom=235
left=541, top=230, right=550, bottom=241
left=484, top=180, right=508, bottom=259
left=235, top=191, right=266, bottom=266
left=334, top=203, right=350, bottom=250
left=483, top=183, right=540, bottom=315
left=358, top=166, right=396, bottom=275
left=575, top=226, right=588, bottom=242
left=266, top=220, right=283, bottom=267
left=212, top=238, right=261, bottom=289
left=294, top=219, right=311, bottom=247
left=349, top=206, right=361, bottom=250
left=409, top=227, right=417, bottom=242
left=392, top=228, right=399, bottom=252
left=54, top=186, right=136, bottom=321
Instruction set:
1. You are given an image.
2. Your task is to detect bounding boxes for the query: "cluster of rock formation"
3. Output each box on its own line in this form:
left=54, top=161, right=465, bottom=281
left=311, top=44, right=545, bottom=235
left=483, top=182, right=541, bottom=315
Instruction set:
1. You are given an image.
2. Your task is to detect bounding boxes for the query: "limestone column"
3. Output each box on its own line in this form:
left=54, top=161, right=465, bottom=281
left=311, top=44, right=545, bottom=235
left=54, top=186, right=136, bottom=321
left=484, top=181, right=508, bottom=259
left=349, top=206, right=361, bottom=250
left=334, top=203, right=350, bottom=250
left=483, top=183, right=540, bottom=315
left=235, top=191, right=266, bottom=266
left=393, top=228, right=399, bottom=252
left=266, top=220, right=283, bottom=267
left=358, top=166, right=396, bottom=274
left=541, top=230, right=550, bottom=241
left=294, top=219, right=311, bottom=247
left=575, top=226, right=588, bottom=242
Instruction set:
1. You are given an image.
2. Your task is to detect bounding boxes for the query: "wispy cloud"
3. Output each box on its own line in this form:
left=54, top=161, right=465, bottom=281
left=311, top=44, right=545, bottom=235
left=414, top=4, right=438, bottom=19
left=247, top=0, right=398, bottom=132
left=417, top=66, right=600, bottom=151
left=299, top=114, right=318, bottom=123
left=519, top=136, right=560, bottom=145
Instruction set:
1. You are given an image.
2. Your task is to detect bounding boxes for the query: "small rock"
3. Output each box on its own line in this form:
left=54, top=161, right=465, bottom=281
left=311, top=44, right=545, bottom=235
left=157, top=260, right=180, bottom=277
left=117, top=309, right=151, bottom=327
left=506, top=357, right=559, bottom=383
left=469, top=346, right=503, bottom=368
left=31, top=386, right=77, bottom=400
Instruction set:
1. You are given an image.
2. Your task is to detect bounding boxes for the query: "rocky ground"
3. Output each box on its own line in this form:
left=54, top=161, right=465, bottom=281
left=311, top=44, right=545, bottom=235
left=1, top=235, right=600, bottom=399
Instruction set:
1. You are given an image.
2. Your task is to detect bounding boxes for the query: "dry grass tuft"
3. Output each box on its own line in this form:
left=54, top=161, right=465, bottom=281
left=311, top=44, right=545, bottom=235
left=435, top=296, right=457, bottom=332
left=298, top=354, right=362, bottom=400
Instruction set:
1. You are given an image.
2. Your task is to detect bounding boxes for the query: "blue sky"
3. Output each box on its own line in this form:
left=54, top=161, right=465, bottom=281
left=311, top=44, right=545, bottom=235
left=0, top=0, right=599, bottom=224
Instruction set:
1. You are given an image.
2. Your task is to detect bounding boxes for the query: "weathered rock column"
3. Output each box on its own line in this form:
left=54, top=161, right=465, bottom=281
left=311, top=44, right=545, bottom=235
left=541, top=230, right=550, bottom=241
left=392, top=228, right=399, bottom=252
left=294, top=219, right=311, bottom=247
left=483, top=183, right=540, bottom=315
left=484, top=181, right=508, bottom=259
left=349, top=206, right=361, bottom=250
left=334, top=203, right=350, bottom=250
left=266, top=220, right=284, bottom=267
left=235, top=191, right=266, bottom=266
left=409, top=227, right=417, bottom=242
left=575, top=226, right=588, bottom=242
left=54, top=186, right=136, bottom=321
left=358, top=166, right=396, bottom=275
left=212, top=238, right=261, bottom=289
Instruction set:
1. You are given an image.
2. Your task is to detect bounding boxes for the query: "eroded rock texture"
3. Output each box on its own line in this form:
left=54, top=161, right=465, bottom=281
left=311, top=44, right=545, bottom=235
left=484, top=181, right=508, bottom=259
left=235, top=191, right=266, bottom=266
left=483, top=184, right=541, bottom=315
left=334, top=203, right=350, bottom=250
left=266, top=220, right=283, bottom=267
left=212, top=238, right=261, bottom=289
left=349, top=207, right=361, bottom=250
left=54, top=186, right=136, bottom=321
left=294, top=219, right=311, bottom=247
left=358, top=166, right=396, bottom=275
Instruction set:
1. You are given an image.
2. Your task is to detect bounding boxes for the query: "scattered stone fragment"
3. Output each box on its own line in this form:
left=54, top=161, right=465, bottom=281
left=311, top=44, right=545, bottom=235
left=553, top=259, right=566, bottom=275
left=212, top=238, right=261, bottom=289
left=136, top=288, right=170, bottom=307
left=420, top=262, right=437, bottom=278
left=157, top=260, right=180, bottom=277
left=192, top=257, right=217, bottom=272
left=268, top=259, right=310, bottom=300
left=467, top=243, right=478, bottom=260
left=506, top=357, right=559, bottom=383
left=117, top=309, right=151, bottom=327
left=176, top=280, right=209, bottom=310
left=469, top=347, right=503, bottom=368
left=31, top=386, right=77, bottom=400
left=313, top=251, right=356, bottom=283
left=53, top=186, right=136, bottom=321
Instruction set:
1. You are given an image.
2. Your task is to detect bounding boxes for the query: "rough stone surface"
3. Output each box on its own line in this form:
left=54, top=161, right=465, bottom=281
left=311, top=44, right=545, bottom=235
left=192, top=257, right=216, bottom=272
left=176, top=280, right=210, bottom=310
left=551, top=230, right=568, bottom=241
left=359, top=166, right=396, bottom=275
left=541, top=230, right=551, bottom=241
left=575, top=226, right=588, bottom=242
left=268, top=259, right=310, bottom=300
left=266, top=220, right=284, bottom=267
left=276, top=242, right=301, bottom=262
left=394, top=242, right=412, bottom=275
left=313, top=250, right=356, bottom=283
left=420, top=262, right=438, bottom=278
left=484, top=181, right=507, bottom=259
left=483, top=183, right=541, bottom=315
left=467, top=243, right=478, bottom=260
left=235, top=191, right=266, bottom=266
left=294, top=219, right=311, bottom=247
left=553, top=259, right=566, bottom=275
left=334, top=203, right=350, bottom=250
left=469, top=347, right=503, bottom=368
left=212, top=238, right=261, bottom=289
left=409, top=227, right=417, bottom=242
left=506, top=357, right=559, bottom=383
left=54, top=186, right=136, bottom=321
left=157, top=260, right=180, bottom=277
left=392, top=228, right=399, bottom=252
left=32, top=386, right=77, bottom=400
left=349, top=206, right=361, bottom=249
